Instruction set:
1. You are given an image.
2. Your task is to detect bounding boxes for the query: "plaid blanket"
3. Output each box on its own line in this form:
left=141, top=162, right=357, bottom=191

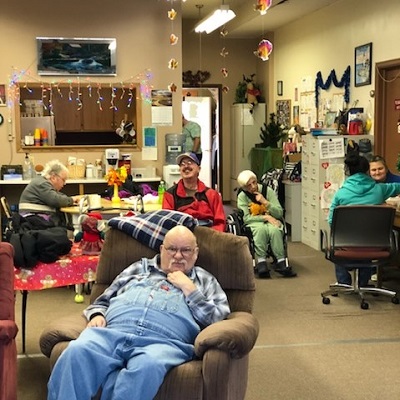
left=107, top=210, right=198, bottom=251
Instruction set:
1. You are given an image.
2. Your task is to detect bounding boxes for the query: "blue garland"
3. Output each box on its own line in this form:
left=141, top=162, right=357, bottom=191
left=315, top=66, right=350, bottom=108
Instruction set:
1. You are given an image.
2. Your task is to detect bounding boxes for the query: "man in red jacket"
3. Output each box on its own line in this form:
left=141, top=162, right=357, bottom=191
left=162, top=152, right=226, bottom=232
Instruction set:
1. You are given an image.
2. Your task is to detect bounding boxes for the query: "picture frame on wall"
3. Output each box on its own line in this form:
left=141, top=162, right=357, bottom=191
left=276, top=99, right=291, bottom=128
left=0, top=84, right=6, bottom=106
left=36, top=37, right=117, bottom=76
left=277, top=80, right=283, bottom=96
left=354, top=42, right=372, bottom=87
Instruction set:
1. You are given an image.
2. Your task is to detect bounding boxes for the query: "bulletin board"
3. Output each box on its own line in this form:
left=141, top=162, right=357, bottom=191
left=276, top=99, right=291, bottom=128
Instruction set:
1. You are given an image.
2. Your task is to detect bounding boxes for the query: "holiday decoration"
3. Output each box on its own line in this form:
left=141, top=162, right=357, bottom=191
left=254, top=39, right=273, bottom=61
left=315, top=66, right=350, bottom=108
left=254, top=0, right=272, bottom=15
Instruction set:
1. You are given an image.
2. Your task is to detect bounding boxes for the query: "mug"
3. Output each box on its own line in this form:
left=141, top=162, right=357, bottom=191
left=87, top=194, right=102, bottom=210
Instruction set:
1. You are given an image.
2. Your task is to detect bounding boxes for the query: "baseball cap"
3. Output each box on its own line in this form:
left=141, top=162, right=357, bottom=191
left=176, top=152, right=200, bottom=166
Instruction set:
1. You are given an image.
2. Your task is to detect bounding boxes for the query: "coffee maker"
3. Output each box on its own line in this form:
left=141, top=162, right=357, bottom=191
left=104, top=148, right=120, bottom=171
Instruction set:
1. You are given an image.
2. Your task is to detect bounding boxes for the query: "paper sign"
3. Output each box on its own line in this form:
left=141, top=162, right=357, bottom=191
left=319, top=137, right=344, bottom=159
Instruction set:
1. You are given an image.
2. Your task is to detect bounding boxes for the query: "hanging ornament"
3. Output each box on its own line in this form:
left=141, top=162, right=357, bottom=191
left=168, top=58, right=178, bottom=70
left=168, top=8, right=177, bottom=20
left=168, top=83, right=177, bottom=92
left=254, top=39, right=273, bottom=61
left=170, top=34, right=179, bottom=45
left=220, top=28, right=228, bottom=37
left=220, top=47, right=229, bottom=57
left=254, top=0, right=272, bottom=15
left=222, top=85, right=230, bottom=94
left=221, top=68, right=228, bottom=78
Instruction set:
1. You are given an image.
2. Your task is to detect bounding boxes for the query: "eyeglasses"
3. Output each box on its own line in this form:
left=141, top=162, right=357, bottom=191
left=164, top=246, right=196, bottom=257
left=55, top=174, right=66, bottom=184
left=179, top=160, right=195, bottom=167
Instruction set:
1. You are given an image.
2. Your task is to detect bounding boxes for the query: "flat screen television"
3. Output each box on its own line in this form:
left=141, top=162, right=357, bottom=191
left=37, top=37, right=117, bottom=76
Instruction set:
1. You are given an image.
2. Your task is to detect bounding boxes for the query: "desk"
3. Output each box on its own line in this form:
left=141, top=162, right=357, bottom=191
left=14, top=241, right=99, bottom=353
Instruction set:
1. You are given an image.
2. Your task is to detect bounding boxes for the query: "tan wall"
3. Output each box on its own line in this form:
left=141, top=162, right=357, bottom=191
left=1, top=0, right=399, bottom=201
left=0, top=0, right=182, bottom=178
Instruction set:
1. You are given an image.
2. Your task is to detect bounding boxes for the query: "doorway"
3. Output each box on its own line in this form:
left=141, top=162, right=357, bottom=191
left=374, top=58, right=400, bottom=171
left=183, top=85, right=223, bottom=193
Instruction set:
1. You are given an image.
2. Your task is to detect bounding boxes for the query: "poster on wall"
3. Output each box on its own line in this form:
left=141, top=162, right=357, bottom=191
left=151, top=90, right=173, bottom=125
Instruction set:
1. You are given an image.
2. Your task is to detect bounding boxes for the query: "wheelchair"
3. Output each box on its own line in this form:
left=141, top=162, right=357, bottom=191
left=226, top=207, right=290, bottom=270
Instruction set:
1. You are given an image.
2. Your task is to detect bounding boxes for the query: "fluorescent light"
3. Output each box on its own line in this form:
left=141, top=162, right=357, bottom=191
left=195, top=5, right=236, bottom=34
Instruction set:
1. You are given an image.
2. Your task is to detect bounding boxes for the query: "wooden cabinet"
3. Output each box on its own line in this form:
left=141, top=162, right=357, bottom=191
left=52, top=86, right=134, bottom=132
left=16, top=82, right=141, bottom=149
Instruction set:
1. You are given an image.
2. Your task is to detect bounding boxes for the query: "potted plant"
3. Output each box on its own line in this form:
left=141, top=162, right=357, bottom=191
left=256, top=113, right=286, bottom=148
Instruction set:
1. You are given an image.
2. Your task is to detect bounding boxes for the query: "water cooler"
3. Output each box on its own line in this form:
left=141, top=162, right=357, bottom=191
left=163, top=165, right=181, bottom=189
left=163, top=134, right=185, bottom=188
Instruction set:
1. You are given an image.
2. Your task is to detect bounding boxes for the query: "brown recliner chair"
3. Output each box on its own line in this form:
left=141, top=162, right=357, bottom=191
left=0, top=242, right=18, bottom=400
left=40, top=226, right=259, bottom=399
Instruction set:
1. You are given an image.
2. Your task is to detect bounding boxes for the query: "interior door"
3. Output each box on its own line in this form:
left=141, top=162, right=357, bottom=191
left=182, top=97, right=212, bottom=187
left=375, top=59, right=400, bottom=171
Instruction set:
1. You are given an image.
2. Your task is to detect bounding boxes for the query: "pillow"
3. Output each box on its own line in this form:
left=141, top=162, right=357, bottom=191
left=108, top=210, right=198, bottom=251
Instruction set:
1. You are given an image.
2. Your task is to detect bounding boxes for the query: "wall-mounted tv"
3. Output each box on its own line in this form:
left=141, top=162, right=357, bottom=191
left=37, top=37, right=117, bottom=76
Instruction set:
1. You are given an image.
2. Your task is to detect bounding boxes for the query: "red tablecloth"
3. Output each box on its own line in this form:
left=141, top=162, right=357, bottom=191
left=14, top=242, right=99, bottom=291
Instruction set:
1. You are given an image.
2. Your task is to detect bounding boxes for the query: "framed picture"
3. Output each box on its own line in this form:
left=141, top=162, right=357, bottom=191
left=354, top=42, right=372, bottom=87
left=293, top=105, right=299, bottom=125
left=277, top=80, right=283, bottom=96
left=37, top=37, right=117, bottom=76
left=0, top=84, right=6, bottom=106
left=276, top=99, right=291, bottom=128
left=324, top=111, right=337, bottom=128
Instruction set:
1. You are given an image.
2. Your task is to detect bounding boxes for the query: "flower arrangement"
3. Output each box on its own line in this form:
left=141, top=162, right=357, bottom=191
left=105, top=166, right=127, bottom=186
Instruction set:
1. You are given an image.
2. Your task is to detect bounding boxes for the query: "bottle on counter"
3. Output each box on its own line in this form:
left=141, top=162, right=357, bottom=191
left=23, top=153, right=34, bottom=180
left=158, top=180, right=166, bottom=204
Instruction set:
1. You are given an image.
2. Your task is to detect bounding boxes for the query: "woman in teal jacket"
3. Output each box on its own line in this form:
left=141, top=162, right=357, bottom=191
left=328, top=153, right=400, bottom=285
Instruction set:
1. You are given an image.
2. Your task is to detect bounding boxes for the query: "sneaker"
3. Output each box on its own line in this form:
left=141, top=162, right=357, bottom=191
left=273, top=260, right=297, bottom=278
left=371, top=273, right=377, bottom=282
left=256, top=261, right=271, bottom=279
left=275, top=268, right=297, bottom=278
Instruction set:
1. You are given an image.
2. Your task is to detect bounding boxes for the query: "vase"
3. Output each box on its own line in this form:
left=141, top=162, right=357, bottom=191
left=112, top=183, right=121, bottom=207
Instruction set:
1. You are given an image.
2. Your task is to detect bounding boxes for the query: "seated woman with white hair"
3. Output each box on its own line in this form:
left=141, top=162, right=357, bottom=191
left=236, top=170, right=297, bottom=279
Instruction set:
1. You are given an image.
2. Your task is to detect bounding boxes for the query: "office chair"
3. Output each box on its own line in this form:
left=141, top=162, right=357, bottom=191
left=321, top=205, right=399, bottom=310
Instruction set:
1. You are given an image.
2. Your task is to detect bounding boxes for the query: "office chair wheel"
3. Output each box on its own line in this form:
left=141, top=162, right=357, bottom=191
left=322, top=296, right=330, bottom=305
left=391, top=296, right=399, bottom=305
left=360, top=301, right=369, bottom=310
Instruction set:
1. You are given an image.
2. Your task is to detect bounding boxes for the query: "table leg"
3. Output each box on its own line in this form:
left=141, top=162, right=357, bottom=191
left=21, top=290, right=28, bottom=353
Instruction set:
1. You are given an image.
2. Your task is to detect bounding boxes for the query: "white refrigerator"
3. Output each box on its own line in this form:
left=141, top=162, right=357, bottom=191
left=230, top=103, right=266, bottom=201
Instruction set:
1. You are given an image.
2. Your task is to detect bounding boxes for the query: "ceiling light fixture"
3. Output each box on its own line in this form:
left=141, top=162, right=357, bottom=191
left=194, top=4, right=236, bottom=34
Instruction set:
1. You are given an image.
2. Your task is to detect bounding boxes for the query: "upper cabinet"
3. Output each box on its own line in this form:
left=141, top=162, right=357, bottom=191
left=15, top=82, right=142, bottom=150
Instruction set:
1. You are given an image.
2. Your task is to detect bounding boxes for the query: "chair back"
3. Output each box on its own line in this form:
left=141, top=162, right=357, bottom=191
left=92, top=226, right=256, bottom=313
left=329, top=205, right=396, bottom=263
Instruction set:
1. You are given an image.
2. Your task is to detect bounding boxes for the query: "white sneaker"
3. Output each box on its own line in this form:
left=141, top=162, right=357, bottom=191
left=371, top=273, right=377, bottom=282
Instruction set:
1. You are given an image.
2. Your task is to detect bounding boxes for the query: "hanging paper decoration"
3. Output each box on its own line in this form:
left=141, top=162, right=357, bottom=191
left=168, top=8, right=177, bottom=20
left=221, top=68, right=228, bottom=78
left=254, top=39, right=273, bottom=61
left=168, top=83, right=177, bottom=92
left=168, top=58, right=178, bottom=70
left=255, top=0, right=272, bottom=15
left=220, top=47, right=229, bottom=57
left=170, top=34, right=178, bottom=45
